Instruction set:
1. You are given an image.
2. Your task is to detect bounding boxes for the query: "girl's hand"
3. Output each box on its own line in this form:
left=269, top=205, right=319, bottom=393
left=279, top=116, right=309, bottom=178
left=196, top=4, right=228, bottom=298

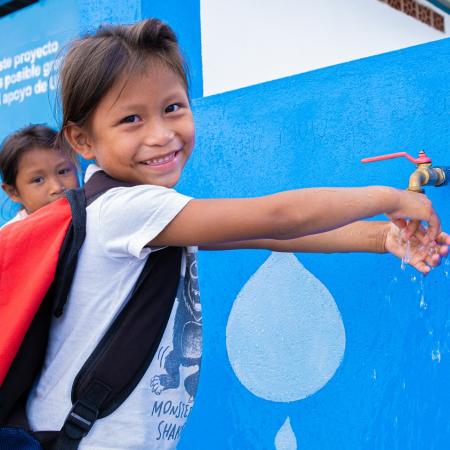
left=384, top=222, right=450, bottom=274
left=384, top=190, right=440, bottom=242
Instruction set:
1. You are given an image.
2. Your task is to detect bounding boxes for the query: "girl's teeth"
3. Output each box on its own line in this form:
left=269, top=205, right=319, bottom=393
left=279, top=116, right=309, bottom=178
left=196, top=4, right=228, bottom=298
left=144, top=152, right=176, bottom=165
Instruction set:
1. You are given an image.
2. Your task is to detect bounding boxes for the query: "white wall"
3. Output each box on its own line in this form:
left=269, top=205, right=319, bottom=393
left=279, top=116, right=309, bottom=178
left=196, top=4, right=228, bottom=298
left=200, top=0, right=449, bottom=95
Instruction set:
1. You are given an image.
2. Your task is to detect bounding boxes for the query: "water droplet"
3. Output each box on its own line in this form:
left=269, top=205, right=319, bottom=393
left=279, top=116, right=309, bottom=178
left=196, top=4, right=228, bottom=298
left=428, top=242, right=437, bottom=256
left=410, top=275, right=417, bottom=283
left=431, top=348, right=442, bottom=363
left=372, top=369, right=377, bottom=381
left=226, top=252, right=345, bottom=402
left=385, top=276, right=398, bottom=303
left=444, top=257, right=450, bottom=278
left=419, top=294, right=428, bottom=310
left=418, top=275, right=427, bottom=310
left=275, top=417, right=297, bottom=450
left=401, top=239, right=411, bottom=270
left=431, top=340, right=441, bottom=363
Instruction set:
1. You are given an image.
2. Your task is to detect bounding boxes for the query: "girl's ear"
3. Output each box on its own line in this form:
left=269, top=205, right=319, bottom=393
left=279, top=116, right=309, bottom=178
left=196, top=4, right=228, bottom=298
left=2, top=183, right=21, bottom=204
left=64, top=123, right=96, bottom=160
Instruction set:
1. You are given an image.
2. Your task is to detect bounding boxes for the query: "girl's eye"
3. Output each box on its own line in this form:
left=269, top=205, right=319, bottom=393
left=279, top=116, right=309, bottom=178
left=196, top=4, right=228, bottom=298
left=121, top=114, right=141, bottom=124
left=31, top=176, right=44, bottom=184
left=165, top=104, right=181, bottom=114
left=58, top=167, right=72, bottom=176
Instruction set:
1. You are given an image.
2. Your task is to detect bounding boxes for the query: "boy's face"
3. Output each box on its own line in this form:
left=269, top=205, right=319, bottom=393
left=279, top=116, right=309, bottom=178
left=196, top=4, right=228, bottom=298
left=70, top=62, right=195, bottom=188
left=3, top=147, right=79, bottom=214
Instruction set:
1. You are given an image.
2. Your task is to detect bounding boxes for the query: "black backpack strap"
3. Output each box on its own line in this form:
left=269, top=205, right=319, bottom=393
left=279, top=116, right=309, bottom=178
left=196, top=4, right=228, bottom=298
left=53, top=188, right=87, bottom=317
left=54, top=170, right=132, bottom=316
left=54, top=173, right=182, bottom=449
left=56, top=247, right=182, bottom=449
left=83, top=169, right=134, bottom=206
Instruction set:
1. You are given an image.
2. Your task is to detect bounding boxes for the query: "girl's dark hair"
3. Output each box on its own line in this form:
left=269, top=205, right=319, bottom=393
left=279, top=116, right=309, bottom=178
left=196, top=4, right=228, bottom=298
left=56, top=18, right=189, bottom=155
left=0, top=124, right=57, bottom=186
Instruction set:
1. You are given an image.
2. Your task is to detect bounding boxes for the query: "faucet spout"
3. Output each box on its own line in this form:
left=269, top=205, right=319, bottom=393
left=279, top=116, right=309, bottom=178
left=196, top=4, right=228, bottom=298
left=408, top=168, right=429, bottom=193
left=408, top=166, right=448, bottom=193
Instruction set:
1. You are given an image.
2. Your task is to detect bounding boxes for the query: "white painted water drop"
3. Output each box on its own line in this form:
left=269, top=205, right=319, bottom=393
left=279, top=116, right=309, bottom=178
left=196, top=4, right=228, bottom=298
left=226, top=252, right=346, bottom=402
left=275, top=417, right=297, bottom=450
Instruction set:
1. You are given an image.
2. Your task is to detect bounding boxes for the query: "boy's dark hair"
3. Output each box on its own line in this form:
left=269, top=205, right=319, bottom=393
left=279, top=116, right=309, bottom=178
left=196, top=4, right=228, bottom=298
left=0, top=124, right=57, bottom=186
left=56, top=18, right=189, bottom=156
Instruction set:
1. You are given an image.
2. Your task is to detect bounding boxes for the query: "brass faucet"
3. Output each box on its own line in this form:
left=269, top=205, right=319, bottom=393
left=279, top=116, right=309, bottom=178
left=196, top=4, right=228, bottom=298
left=361, top=150, right=450, bottom=193
left=407, top=159, right=446, bottom=193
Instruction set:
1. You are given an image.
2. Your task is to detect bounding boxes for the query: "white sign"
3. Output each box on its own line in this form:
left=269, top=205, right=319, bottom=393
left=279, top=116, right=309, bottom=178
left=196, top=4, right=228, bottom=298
left=0, top=40, right=61, bottom=108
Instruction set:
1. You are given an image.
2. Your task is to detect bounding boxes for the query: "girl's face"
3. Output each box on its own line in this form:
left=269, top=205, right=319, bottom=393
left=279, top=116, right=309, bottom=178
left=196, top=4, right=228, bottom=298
left=3, top=147, right=79, bottom=214
left=72, top=63, right=195, bottom=188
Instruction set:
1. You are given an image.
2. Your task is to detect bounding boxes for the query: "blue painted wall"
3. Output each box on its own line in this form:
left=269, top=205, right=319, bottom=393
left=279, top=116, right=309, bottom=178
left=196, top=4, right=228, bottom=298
left=176, top=38, right=450, bottom=449
left=141, top=0, right=202, bottom=99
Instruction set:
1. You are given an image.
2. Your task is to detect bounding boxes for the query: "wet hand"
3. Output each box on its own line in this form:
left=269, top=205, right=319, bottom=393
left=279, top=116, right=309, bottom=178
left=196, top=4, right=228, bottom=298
left=385, top=222, right=450, bottom=274
left=385, top=190, right=440, bottom=242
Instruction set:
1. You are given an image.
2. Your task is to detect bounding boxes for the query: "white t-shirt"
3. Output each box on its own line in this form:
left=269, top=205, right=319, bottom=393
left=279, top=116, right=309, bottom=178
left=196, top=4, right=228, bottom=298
left=27, top=164, right=202, bottom=449
left=1, top=208, right=28, bottom=227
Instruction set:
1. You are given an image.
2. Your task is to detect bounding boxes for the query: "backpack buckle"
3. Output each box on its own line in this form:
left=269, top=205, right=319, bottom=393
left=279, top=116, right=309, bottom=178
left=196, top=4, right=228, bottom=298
left=63, top=400, right=99, bottom=440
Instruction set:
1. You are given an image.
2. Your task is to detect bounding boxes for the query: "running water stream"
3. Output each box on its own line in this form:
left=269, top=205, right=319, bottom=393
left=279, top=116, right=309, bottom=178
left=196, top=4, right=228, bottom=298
left=367, top=242, right=450, bottom=447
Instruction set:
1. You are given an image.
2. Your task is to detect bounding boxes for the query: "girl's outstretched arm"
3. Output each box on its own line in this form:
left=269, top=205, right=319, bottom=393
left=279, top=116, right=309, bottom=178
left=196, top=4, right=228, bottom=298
left=201, top=221, right=450, bottom=274
left=201, top=221, right=389, bottom=253
left=149, top=186, right=439, bottom=249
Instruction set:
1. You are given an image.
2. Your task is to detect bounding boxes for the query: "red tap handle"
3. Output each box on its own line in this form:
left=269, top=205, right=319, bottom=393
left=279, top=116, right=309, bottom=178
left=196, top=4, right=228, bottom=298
left=361, top=151, right=431, bottom=165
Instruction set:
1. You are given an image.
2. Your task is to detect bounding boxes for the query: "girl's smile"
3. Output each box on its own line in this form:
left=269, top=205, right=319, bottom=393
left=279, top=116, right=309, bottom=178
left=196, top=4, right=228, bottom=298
left=140, top=150, right=180, bottom=167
